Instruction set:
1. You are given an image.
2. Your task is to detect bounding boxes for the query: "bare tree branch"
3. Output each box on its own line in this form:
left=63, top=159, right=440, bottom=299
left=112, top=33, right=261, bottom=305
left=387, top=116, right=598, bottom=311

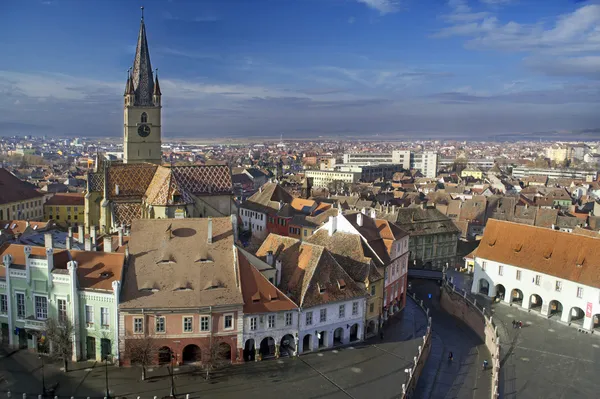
left=45, top=318, right=73, bottom=372
left=124, top=336, right=158, bottom=381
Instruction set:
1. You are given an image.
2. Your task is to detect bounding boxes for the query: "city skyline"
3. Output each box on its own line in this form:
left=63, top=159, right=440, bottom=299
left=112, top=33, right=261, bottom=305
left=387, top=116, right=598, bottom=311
left=1, top=0, right=600, bottom=138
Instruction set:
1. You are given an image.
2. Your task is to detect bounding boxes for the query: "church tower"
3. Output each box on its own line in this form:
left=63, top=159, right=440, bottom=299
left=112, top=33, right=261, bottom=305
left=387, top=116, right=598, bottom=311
left=123, top=8, right=162, bottom=164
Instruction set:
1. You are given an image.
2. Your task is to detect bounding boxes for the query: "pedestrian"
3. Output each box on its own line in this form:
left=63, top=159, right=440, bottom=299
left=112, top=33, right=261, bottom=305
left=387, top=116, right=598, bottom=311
left=518, top=321, right=523, bottom=329
left=512, top=320, right=516, bottom=329
left=482, top=360, right=488, bottom=370
left=380, top=329, right=384, bottom=340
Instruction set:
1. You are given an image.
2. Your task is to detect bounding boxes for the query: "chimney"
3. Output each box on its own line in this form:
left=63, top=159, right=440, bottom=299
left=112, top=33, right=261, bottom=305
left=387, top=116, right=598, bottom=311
left=275, top=259, right=282, bottom=286
left=392, top=205, right=396, bottom=213
left=78, top=224, right=84, bottom=244
left=231, top=214, right=239, bottom=242
left=103, top=236, right=113, bottom=253
left=90, top=227, right=97, bottom=250
left=370, top=208, right=376, bottom=219
left=357, top=212, right=363, bottom=227
left=118, top=226, right=124, bottom=247
left=84, top=237, right=92, bottom=251
left=278, top=201, right=284, bottom=210
left=328, top=216, right=338, bottom=237
left=361, top=208, right=366, bottom=215
left=266, top=250, right=274, bottom=266
left=115, top=184, right=120, bottom=195
left=44, top=232, right=53, bottom=249
left=207, top=217, right=213, bottom=244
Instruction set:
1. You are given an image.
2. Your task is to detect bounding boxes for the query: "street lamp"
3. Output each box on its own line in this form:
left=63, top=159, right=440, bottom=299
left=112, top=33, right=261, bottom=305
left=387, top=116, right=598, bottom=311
left=103, top=355, right=111, bottom=399
left=39, top=355, right=46, bottom=395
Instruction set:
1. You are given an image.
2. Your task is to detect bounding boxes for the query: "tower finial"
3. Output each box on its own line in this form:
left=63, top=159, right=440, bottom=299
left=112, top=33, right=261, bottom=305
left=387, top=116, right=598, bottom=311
left=141, top=6, right=144, bottom=20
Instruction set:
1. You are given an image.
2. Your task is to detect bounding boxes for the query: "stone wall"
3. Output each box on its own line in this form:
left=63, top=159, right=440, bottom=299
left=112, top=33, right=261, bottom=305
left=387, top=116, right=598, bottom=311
left=440, top=281, right=501, bottom=399
left=402, top=295, right=433, bottom=399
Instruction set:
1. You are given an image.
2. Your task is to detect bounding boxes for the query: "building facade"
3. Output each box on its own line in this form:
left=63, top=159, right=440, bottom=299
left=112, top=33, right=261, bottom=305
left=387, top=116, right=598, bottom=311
left=304, top=170, right=361, bottom=188
left=0, top=169, right=44, bottom=221
left=44, top=193, right=85, bottom=227
left=472, top=219, right=600, bottom=332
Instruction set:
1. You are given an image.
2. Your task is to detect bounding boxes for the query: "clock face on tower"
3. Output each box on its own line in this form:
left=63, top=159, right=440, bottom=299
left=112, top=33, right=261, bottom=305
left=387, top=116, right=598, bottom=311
left=138, top=124, right=151, bottom=137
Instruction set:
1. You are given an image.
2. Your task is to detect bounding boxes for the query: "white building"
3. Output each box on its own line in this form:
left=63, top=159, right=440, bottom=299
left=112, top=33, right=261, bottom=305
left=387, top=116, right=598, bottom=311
left=471, top=219, right=600, bottom=332
left=304, top=170, right=361, bottom=188
left=411, top=151, right=439, bottom=178
left=512, top=166, right=597, bottom=182
left=343, top=150, right=411, bottom=169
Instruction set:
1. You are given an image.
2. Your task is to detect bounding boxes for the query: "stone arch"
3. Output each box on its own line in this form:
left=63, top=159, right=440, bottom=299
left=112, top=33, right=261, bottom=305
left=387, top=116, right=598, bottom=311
left=569, top=306, right=585, bottom=326
left=548, top=300, right=563, bottom=318
left=181, top=344, right=201, bottom=364
left=244, top=339, right=255, bottom=362
left=259, top=337, right=276, bottom=358
left=529, top=294, right=543, bottom=312
left=349, top=323, right=359, bottom=342
left=158, top=346, right=173, bottom=365
left=280, top=334, right=295, bottom=356
left=302, top=334, right=312, bottom=352
left=494, top=284, right=506, bottom=301
left=217, top=342, right=232, bottom=362
left=510, top=289, right=523, bottom=306
left=333, top=327, right=344, bottom=346
left=478, top=278, right=490, bottom=295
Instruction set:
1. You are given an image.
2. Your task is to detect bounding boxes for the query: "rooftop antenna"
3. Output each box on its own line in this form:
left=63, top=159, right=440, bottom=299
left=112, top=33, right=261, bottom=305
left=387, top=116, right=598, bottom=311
left=141, top=6, right=144, bottom=21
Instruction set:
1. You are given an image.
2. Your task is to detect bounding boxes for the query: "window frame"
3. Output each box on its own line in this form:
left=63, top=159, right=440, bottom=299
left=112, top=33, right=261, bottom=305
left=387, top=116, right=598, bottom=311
left=249, top=317, right=257, bottom=331
left=100, top=307, right=110, bottom=329
left=85, top=304, right=94, bottom=328
left=0, top=294, right=7, bottom=314
left=15, top=292, right=26, bottom=320
left=285, top=312, right=293, bottom=326
left=339, top=304, right=345, bottom=319
left=352, top=301, right=359, bottom=315
left=155, top=316, right=166, bottom=334
left=576, top=287, right=583, bottom=298
left=223, top=313, right=234, bottom=331
left=305, top=311, right=313, bottom=326
left=200, top=315, right=210, bottom=332
left=267, top=314, right=276, bottom=329
left=183, top=316, right=194, bottom=333
left=133, top=317, right=144, bottom=334
left=34, top=295, right=48, bottom=320
left=319, top=308, right=327, bottom=323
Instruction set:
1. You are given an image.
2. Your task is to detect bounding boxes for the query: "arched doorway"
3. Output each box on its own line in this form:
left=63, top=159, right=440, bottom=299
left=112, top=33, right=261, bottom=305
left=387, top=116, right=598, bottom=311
left=478, top=279, right=490, bottom=295
left=244, top=339, right=255, bottom=362
left=569, top=307, right=585, bottom=326
left=495, top=284, right=506, bottom=301
left=367, top=320, right=376, bottom=336
left=260, top=337, right=275, bottom=358
left=303, top=334, right=312, bottom=352
left=333, top=328, right=344, bottom=346
left=217, top=342, right=231, bottom=362
left=349, top=323, right=359, bottom=342
left=510, top=289, right=523, bottom=306
left=317, top=331, right=327, bottom=348
left=158, top=346, right=173, bottom=365
left=548, top=300, right=563, bottom=318
left=181, top=344, right=201, bottom=364
left=280, top=334, right=295, bottom=356
left=593, top=314, right=600, bottom=332
left=529, top=294, right=543, bottom=312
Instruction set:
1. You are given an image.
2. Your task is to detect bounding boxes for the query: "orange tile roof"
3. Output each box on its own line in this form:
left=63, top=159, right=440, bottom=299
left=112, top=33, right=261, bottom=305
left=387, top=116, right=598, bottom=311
left=477, top=219, right=600, bottom=288
left=45, top=193, right=84, bottom=206
left=0, top=220, right=50, bottom=235
left=70, top=250, right=125, bottom=291
left=238, top=249, right=297, bottom=313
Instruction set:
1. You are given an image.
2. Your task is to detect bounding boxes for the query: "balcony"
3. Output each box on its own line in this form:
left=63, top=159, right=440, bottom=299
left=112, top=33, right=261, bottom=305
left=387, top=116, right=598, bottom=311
left=24, top=317, right=46, bottom=331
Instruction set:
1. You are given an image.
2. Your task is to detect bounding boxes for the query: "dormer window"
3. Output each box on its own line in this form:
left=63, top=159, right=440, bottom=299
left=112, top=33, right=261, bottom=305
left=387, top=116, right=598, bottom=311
left=141, top=112, right=148, bottom=123
left=337, top=279, right=346, bottom=290
left=318, top=283, right=326, bottom=294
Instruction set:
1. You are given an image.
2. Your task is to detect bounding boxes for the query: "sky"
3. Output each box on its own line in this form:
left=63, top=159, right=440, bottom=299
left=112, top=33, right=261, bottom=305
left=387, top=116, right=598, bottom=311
left=1, top=0, right=600, bottom=140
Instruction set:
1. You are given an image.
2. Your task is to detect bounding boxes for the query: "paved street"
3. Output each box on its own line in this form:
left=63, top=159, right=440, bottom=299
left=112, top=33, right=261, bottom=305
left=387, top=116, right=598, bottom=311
left=449, top=269, right=600, bottom=399
left=0, top=299, right=428, bottom=399
left=410, top=279, right=492, bottom=399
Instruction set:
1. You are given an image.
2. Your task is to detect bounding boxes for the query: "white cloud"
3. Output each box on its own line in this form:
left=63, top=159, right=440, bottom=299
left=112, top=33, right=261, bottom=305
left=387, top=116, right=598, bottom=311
left=356, top=0, right=400, bottom=15
left=348, top=16, right=356, bottom=24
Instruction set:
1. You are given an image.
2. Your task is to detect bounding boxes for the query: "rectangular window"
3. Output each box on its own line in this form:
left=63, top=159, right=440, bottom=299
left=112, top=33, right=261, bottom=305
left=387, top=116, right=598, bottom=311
left=35, top=295, right=48, bottom=320
left=100, top=307, right=109, bottom=328
left=482, top=261, right=487, bottom=271
left=224, top=314, right=234, bottom=330
left=285, top=312, right=293, bottom=326
left=306, top=311, right=313, bottom=326
left=250, top=317, right=257, bottom=331
left=319, top=308, right=327, bottom=323
left=535, top=275, right=541, bottom=286
left=268, top=314, right=276, bottom=328
left=352, top=301, right=359, bottom=315
left=555, top=281, right=562, bottom=292
left=498, top=265, right=503, bottom=276
left=516, top=270, right=521, bottom=281
left=183, top=316, right=193, bottom=332
left=577, top=287, right=583, bottom=298
left=58, top=299, right=67, bottom=322
left=133, top=317, right=143, bottom=334
left=339, top=304, right=345, bottom=319
left=369, top=302, right=375, bottom=313
left=156, top=316, right=165, bottom=333
left=200, top=316, right=210, bottom=332
left=16, top=293, right=25, bottom=319
left=370, top=285, right=376, bottom=296
left=0, top=294, right=7, bottom=314
left=85, top=305, right=94, bottom=327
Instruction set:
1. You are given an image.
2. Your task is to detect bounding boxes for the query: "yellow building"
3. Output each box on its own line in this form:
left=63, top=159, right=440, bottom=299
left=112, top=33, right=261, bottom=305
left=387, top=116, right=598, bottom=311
left=0, top=168, right=44, bottom=221
left=44, top=193, right=85, bottom=226
left=461, top=166, right=483, bottom=180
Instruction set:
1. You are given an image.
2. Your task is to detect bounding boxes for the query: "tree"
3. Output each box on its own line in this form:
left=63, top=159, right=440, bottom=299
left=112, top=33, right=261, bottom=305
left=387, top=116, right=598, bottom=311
left=45, top=318, right=74, bottom=372
left=124, top=336, right=158, bottom=381
left=202, top=341, right=232, bottom=380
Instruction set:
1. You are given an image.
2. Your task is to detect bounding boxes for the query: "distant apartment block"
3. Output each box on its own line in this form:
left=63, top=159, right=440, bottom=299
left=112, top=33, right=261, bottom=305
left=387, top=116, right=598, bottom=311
left=333, top=164, right=404, bottom=182
left=341, top=150, right=438, bottom=178
left=439, top=158, right=496, bottom=170
left=304, top=170, right=361, bottom=188
left=512, top=166, right=597, bottom=182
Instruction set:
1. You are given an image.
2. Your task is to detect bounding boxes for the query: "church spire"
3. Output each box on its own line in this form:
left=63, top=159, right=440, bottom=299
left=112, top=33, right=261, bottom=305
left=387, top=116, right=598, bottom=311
left=130, top=6, right=154, bottom=106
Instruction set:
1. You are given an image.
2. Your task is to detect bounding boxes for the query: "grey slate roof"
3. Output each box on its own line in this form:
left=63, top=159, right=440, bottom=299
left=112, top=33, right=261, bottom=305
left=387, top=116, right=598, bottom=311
left=131, top=17, right=155, bottom=106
